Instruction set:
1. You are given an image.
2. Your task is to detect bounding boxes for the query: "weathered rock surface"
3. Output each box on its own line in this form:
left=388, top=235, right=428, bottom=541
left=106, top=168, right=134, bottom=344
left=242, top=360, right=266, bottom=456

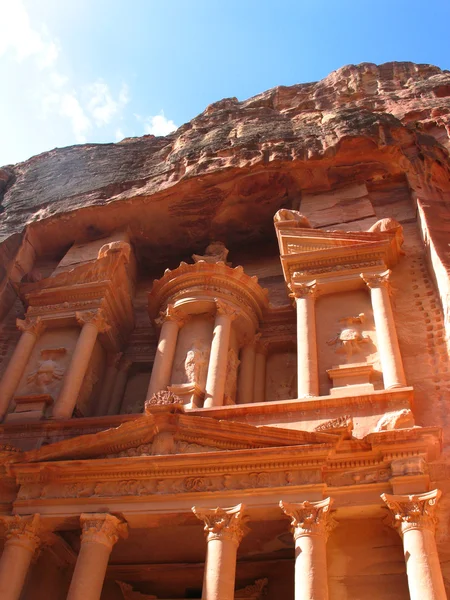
left=1, top=61, right=450, bottom=321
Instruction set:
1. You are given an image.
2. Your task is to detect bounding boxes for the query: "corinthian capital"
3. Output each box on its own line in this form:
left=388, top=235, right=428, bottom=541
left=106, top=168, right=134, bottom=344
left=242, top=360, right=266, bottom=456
left=16, top=317, right=45, bottom=337
left=280, top=498, right=337, bottom=539
left=0, top=514, right=43, bottom=553
left=381, top=489, right=441, bottom=536
left=80, top=513, right=128, bottom=550
left=215, top=300, right=239, bottom=320
left=76, top=309, right=111, bottom=333
left=192, top=504, right=249, bottom=546
left=361, top=270, right=391, bottom=290
left=293, top=281, right=317, bottom=299
left=155, top=304, right=187, bottom=328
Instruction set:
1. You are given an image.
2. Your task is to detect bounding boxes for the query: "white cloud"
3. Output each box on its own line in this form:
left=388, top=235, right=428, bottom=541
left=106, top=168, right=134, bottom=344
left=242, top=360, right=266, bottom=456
left=141, top=112, right=178, bottom=136
left=115, top=128, right=124, bottom=141
left=59, top=94, right=91, bottom=143
left=0, top=0, right=58, bottom=68
left=86, top=81, right=130, bottom=126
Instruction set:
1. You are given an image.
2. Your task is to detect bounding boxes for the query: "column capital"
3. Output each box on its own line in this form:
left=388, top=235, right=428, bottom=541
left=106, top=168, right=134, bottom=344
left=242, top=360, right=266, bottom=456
left=215, top=300, right=239, bottom=320
left=280, top=498, right=337, bottom=540
left=192, top=503, right=249, bottom=546
left=79, top=513, right=128, bottom=550
left=381, top=489, right=441, bottom=536
left=0, top=514, right=43, bottom=553
left=360, top=269, right=391, bottom=289
left=16, top=317, right=45, bottom=337
left=292, top=280, right=318, bottom=300
left=155, top=303, right=187, bottom=328
left=75, top=309, right=111, bottom=333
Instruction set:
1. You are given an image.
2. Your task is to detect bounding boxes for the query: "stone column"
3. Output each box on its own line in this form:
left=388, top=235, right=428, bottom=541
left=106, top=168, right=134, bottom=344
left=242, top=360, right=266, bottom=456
left=361, top=271, right=406, bottom=389
left=280, top=498, right=336, bottom=600
left=53, top=310, right=110, bottom=420
left=237, top=336, right=256, bottom=404
left=204, top=301, right=238, bottom=408
left=253, top=337, right=268, bottom=403
left=381, top=489, right=446, bottom=600
left=107, top=357, right=133, bottom=415
left=67, top=513, right=128, bottom=600
left=294, top=281, right=319, bottom=398
left=0, top=514, right=43, bottom=600
left=0, top=317, right=45, bottom=421
left=192, top=504, right=249, bottom=600
left=146, top=304, right=184, bottom=400
left=96, top=352, right=122, bottom=416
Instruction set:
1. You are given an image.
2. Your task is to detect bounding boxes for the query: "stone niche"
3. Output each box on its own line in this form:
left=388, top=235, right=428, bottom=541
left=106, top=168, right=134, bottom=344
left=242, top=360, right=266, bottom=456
left=316, top=290, right=381, bottom=396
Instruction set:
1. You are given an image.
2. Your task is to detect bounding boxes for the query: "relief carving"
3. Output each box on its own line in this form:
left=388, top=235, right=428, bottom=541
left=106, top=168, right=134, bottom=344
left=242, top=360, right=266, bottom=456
left=192, top=241, right=230, bottom=264
left=144, top=390, right=183, bottom=413
left=26, top=348, right=66, bottom=395
left=224, top=347, right=240, bottom=403
left=327, top=313, right=371, bottom=358
left=374, top=409, right=415, bottom=431
left=235, top=578, right=268, bottom=599
left=273, top=209, right=312, bottom=228
left=184, top=339, right=210, bottom=389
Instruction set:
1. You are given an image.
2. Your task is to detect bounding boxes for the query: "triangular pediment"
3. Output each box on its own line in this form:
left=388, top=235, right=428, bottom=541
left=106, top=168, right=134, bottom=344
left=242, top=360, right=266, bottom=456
left=10, top=409, right=338, bottom=464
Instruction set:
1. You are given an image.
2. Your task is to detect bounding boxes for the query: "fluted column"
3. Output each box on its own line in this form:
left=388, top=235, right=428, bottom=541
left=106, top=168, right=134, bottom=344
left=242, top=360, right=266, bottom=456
left=146, top=304, right=184, bottom=400
left=253, top=337, right=268, bottom=403
left=193, top=504, right=249, bottom=600
left=0, top=514, right=43, bottom=600
left=294, top=281, right=319, bottom=398
left=382, top=490, right=446, bottom=600
left=361, top=271, right=406, bottom=389
left=204, top=301, right=238, bottom=408
left=107, top=357, right=132, bottom=415
left=67, top=513, right=128, bottom=600
left=280, top=498, right=336, bottom=600
left=237, top=336, right=256, bottom=404
left=96, top=352, right=122, bottom=416
left=53, top=310, right=110, bottom=419
left=0, top=318, right=45, bottom=421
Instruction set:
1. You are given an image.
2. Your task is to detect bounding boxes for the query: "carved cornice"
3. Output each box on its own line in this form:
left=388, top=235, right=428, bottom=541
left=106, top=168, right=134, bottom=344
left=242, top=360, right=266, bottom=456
left=360, top=269, right=391, bottom=290
left=280, top=497, right=337, bottom=539
left=0, top=513, right=43, bottom=553
left=381, top=489, right=441, bottom=535
left=16, top=316, right=45, bottom=337
left=80, top=513, right=128, bottom=549
left=76, top=309, right=111, bottom=333
left=192, top=503, right=249, bottom=545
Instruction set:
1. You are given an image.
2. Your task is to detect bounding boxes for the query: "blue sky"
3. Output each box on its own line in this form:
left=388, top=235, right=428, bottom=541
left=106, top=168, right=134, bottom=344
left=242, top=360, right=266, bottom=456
left=1, top=0, right=450, bottom=166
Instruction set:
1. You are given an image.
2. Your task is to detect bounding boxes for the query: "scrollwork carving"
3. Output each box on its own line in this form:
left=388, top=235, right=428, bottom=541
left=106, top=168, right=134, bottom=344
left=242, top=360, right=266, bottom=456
left=79, top=513, right=128, bottom=549
left=76, top=309, right=111, bottom=333
left=16, top=316, right=45, bottom=337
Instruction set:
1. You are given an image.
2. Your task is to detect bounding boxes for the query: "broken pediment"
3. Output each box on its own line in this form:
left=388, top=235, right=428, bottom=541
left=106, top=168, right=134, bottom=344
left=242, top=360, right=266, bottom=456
left=11, top=408, right=338, bottom=464
left=274, top=214, right=404, bottom=287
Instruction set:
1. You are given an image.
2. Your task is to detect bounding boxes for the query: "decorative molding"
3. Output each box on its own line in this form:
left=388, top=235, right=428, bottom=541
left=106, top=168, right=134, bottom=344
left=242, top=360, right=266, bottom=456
left=144, top=390, right=184, bottom=413
left=381, top=489, right=441, bottom=535
left=280, top=497, right=337, bottom=539
left=192, top=503, right=249, bottom=545
left=292, top=281, right=317, bottom=300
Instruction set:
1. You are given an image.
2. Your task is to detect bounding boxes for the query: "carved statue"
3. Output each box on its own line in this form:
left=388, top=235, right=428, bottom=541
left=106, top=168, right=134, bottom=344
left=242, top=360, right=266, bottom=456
left=192, top=241, right=229, bottom=264
left=273, top=209, right=312, bottom=228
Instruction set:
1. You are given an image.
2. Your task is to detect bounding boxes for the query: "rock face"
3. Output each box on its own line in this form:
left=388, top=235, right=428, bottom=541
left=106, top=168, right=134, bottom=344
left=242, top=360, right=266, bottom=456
left=2, top=61, right=450, bottom=319
left=2, top=61, right=450, bottom=600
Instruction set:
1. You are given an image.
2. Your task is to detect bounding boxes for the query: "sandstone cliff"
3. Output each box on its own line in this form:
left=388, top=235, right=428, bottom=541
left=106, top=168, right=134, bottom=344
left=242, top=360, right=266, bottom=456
left=1, top=61, right=450, bottom=322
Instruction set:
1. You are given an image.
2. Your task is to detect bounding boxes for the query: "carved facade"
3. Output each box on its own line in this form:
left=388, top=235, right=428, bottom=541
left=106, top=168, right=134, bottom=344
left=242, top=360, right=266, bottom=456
left=2, top=65, right=450, bottom=600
